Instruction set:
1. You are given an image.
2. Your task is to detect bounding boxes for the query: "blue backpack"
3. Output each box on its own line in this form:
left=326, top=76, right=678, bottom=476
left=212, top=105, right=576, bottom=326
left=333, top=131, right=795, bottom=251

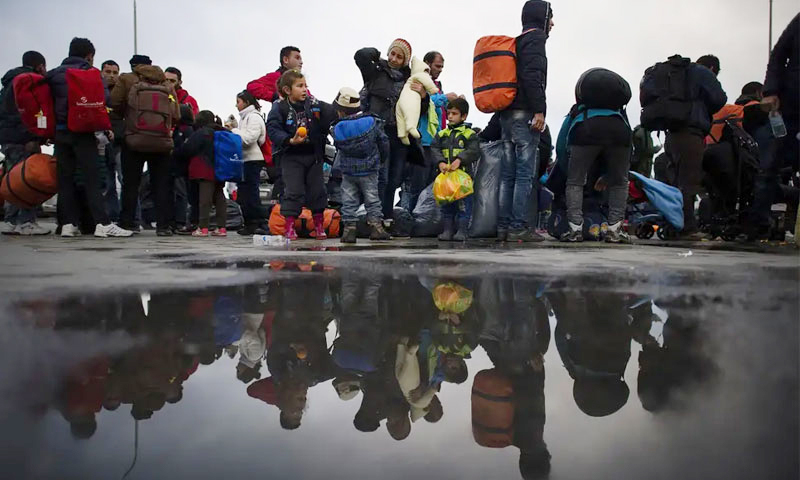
left=213, top=131, right=244, bottom=182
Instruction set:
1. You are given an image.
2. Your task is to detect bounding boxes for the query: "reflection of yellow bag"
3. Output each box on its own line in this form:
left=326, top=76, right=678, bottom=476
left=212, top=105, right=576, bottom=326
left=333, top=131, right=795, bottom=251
left=433, top=169, right=474, bottom=205
left=433, top=282, right=474, bottom=314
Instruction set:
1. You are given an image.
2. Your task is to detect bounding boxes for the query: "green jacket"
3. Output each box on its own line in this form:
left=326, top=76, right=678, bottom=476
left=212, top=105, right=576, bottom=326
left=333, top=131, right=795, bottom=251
left=431, top=122, right=480, bottom=170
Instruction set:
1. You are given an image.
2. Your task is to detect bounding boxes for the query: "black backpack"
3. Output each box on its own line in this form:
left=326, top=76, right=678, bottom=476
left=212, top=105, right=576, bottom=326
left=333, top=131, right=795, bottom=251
left=575, top=68, right=631, bottom=110
left=639, top=55, right=693, bottom=131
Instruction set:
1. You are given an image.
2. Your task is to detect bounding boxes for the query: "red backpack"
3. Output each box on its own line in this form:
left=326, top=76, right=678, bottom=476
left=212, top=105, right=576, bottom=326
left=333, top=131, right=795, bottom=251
left=12, top=72, right=55, bottom=139
left=66, top=68, right=111, bottom=133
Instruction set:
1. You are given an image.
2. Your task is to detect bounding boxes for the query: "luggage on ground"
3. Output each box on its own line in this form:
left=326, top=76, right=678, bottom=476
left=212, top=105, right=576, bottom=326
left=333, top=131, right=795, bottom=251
left=472, top=368, right=514, bottom=448
left=412, top=184, right=443, bottom=237
left=213, top=130, right=244, bottom=182
left=470, top=141, right=503, bottom=237
left=0, top=153, right=57, bottom=208
left=12, top=72, right=55, bottom=138
left=66, top=68, right=111, bottom=133
left=268, top=204, right=341, bottom=238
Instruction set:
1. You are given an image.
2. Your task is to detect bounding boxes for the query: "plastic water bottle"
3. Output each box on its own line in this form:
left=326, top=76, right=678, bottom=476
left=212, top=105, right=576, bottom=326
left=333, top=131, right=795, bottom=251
left=253, top=235, right=289, bottom=248
left=769, top=111, right=787, bottom=138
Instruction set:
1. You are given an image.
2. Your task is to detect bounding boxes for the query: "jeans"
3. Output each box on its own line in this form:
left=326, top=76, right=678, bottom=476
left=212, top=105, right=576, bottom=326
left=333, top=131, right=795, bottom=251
left=750, top=119, right=800, bottom=227
left=341, top=173, right=382, bottom=223
left=566, top=145, right=630, bottom=225
left=441, top=195, right=473, bottom=222
left=665, top=130, right=705, bottom=232
left=1, top=144, right=37, bottom=225
left=119, top=147, right=173, bottom=230
left=104, top=145, right=120, bottom=222
left=54, top=131, right=110, bottom=227
left=237, top=162, right=268, bottom=227
left=498, top=110, right=540, bottom=231
left=379, top=134, right=409, bottom=219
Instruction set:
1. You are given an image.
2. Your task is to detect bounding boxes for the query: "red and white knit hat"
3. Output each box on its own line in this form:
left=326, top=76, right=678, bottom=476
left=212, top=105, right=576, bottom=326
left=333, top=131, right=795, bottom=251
left=387, top=38, right=412, bottom=67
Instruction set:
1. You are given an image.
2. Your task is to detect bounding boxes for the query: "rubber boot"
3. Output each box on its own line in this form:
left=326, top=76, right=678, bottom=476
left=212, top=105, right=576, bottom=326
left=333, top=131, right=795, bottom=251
left=312, top=213, right=327, bottom=240
left=452, top=218, right=469, bottom=242
left=341, top=222, right=357, bottom=244
left=438, top=217, right=455, bottom=241
left=284, top=216, right=298, bottom=240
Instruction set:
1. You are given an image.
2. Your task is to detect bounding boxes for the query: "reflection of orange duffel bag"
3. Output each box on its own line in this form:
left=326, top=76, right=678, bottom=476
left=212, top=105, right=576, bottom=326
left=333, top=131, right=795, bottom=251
left=0, top=153, right=58, bottom=208
left=472, top=368, right=514, bottom=448
left=268, top=204, right=341, bottom=238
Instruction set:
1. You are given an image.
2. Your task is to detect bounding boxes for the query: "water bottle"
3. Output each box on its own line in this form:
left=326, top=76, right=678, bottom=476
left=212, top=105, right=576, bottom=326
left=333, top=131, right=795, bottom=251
left=769, top=111, right=787, bottom=138
left=253, top=234, right=289, bottom=248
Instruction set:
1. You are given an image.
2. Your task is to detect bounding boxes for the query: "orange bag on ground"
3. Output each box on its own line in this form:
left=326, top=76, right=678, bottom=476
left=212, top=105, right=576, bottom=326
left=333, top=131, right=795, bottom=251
left=0, top=153, right=58, bottom=208
left=268, top=204, right=341, bottom=238
left=472, top=368, right=515, bottom=448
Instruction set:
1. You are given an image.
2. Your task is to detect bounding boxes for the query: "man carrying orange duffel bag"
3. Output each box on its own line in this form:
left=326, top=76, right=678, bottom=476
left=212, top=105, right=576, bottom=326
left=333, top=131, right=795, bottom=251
left=0, top=51, right=51, bottom=235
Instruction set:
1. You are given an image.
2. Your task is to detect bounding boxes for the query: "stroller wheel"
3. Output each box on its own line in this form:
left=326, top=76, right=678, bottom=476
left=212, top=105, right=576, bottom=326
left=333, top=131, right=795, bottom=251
left=636, top=223, right=655, bottom=239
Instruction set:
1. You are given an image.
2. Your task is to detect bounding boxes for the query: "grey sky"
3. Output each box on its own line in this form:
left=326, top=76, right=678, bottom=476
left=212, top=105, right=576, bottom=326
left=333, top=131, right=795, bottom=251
left=1, top=0, right=797, bottom=133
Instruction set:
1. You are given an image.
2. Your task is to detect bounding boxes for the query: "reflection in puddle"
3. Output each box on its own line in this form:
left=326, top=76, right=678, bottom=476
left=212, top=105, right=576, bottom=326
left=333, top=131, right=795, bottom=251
left=1, top=267, right=797, bottom=480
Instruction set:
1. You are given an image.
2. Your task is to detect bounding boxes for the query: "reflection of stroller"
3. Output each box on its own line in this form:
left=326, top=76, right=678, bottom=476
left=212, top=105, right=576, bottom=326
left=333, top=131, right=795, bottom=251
left=699, top=119, right=760, bottom=240
left=626, top=171, right=684, bottom=240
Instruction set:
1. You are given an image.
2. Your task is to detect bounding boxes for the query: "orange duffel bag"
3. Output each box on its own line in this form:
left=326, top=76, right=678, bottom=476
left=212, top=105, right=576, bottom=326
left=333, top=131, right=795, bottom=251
left=472, top=368, right=515, bottom=448
left=268, top=204, right=341, bottom=238
left=0, top=153, right=58, bottom=208
left=473, top=35, right=520, bottom=114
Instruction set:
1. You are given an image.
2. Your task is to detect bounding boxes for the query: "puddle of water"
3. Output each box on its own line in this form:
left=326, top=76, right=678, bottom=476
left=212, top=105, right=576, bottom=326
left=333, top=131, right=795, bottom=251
left=0, top=266, right=797, bottom=480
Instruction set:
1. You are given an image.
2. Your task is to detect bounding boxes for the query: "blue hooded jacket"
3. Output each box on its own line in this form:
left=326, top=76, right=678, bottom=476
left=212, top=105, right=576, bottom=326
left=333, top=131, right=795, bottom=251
left=332, top=113, right=390, bottom=176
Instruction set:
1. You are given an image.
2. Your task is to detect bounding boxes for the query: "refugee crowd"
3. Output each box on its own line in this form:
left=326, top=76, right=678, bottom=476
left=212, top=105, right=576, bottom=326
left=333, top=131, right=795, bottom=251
left=0, top=1, right=797, bottom=243
left=13, top=267, right=714, bottom=479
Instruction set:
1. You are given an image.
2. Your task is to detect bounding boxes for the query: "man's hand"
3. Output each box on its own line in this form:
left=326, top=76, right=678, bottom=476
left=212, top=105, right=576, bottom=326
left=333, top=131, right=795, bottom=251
left=449, top=158, right=462, bottom=171
left=438, top=162, right=448, bottom=174
left=761, top=95, right=780, bottom=112
left=532, top=113, right=546, bottom=132
left=410, top=81, right=428, bottom=99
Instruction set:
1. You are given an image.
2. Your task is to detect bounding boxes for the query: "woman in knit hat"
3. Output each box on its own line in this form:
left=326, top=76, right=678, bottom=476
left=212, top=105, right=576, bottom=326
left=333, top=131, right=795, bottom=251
left=355, top=38, right=427, bottom=224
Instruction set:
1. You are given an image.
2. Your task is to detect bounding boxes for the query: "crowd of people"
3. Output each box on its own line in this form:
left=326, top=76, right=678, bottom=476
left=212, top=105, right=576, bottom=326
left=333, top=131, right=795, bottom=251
left=12, top=268, right=714, bottom=479
left=0, top=1, right=797, bottom=244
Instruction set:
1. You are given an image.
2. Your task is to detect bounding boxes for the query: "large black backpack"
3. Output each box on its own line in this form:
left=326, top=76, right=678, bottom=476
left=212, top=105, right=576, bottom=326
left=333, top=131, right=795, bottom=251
left=639, top=55, right=693, bottom=131
left=575, top=68, right=631, bottom=110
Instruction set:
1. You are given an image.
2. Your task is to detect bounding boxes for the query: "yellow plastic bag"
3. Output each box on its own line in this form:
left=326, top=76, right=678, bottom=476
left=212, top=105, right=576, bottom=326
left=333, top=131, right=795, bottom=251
left=433, top=282, right=474, bottom=314
left=433, top=169, right=474, bottom=205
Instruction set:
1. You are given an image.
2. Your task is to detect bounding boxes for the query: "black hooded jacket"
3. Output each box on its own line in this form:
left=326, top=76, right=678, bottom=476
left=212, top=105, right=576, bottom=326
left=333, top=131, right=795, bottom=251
left=764, top=14, right=799, bottom=123
left=507, top=0, right=552, bottom=114
left=0, top=66, right=36, bottom=145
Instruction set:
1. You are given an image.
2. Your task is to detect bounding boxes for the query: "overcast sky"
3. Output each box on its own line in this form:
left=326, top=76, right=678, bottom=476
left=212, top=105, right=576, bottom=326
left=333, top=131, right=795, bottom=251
left=1, top=0, right=797, bottom=134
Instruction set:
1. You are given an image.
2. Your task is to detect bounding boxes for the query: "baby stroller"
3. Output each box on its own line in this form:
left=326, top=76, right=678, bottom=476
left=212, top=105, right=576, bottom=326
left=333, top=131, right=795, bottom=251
left=699, top=118, right=760, bottom=240
left=627, top=171, right=684, bottom=240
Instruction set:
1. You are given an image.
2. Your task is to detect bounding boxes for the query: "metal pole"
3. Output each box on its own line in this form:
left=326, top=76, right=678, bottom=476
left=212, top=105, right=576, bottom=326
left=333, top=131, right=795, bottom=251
left=133, top=0, right=138, bottom=54
left=768, top=0, right=773, bottom=56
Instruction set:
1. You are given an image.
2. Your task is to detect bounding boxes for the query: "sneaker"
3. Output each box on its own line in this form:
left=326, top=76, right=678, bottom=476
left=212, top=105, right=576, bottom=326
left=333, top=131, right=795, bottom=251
left=156, top=229, right=173, bottom=237
left=605, top=222, right=631, bottom=244
left=559, top=222, right=584, bottom=243
left=0, top=222, right=16, bottom=234
left=192, top=228, right=209, bottom=237
left=16, top=222, right=51, bottom=236
left=237, top=225, right=255, bottom=236
left=61, top=224, right=82, bottom=238
left=369, top=222, right=391, bottom=241
left=212, top=228, right=227, bottom=237
left=118, top=223, right=141, bottom=235
left=176, top=224, right=196, bottom=236
left=94, top=223, right=133, bottom=238
left=509, top=228, right=546, bottom=243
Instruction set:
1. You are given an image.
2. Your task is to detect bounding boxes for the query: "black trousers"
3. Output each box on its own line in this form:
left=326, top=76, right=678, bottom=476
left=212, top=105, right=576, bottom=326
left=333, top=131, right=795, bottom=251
left=54, top=131, right=109, bottom=227
left=119, top=147, right=174, bottom=230
left=281, top=153, right=327, bottom=218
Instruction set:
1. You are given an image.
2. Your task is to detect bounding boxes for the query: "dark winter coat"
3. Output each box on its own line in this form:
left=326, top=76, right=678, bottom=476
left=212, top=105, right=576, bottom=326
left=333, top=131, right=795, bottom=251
left=431, top=122, right=481, bottom=172
left=174, top=125, right=218, bottom=181
left=354, top=48, right=411, bottom=127
left=0, top=66, right=36, bottom=145
left=45, top=56, right=109, bottom=129
left=332, top=113, right=389, bottom=176
left=764, top=13, right=799, bottom=123
left=682, top=63, right=727, bottom=135
left=266, top=97, right=335, bottom=162
left=507, top=0, right=552, bottom=114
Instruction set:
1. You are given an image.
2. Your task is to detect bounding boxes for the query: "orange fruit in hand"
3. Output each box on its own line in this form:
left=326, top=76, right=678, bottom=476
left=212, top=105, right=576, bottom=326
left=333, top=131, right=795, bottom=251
left=296, top=126, right=308, bottom=138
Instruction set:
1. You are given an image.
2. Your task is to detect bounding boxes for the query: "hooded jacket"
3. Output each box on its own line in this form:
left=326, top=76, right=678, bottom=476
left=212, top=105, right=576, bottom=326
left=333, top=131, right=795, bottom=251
left=764, top=14, right=799, bottom=123
left=175, top=88, right=199, bottom=115
left=332, top=113, right=390, bottom=176
left=45, top=56, right=109, bottom=129
left=233, top=105, right=267, bottom=162
left=0, top=66, right=36, bottom=144
left=507, top=0, right=552, bottom=114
